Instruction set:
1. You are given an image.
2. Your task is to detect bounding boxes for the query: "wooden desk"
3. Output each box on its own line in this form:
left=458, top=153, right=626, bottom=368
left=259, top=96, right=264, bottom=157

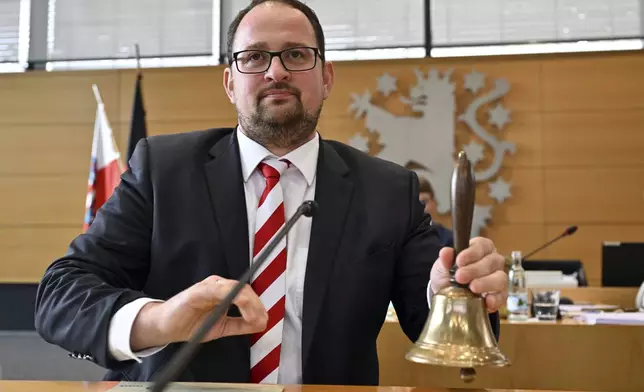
left=0, top=380, right=581, bottom=392
left=558, top=287, right=638, bottom=309
left=377, top=319, right=644, bottom=392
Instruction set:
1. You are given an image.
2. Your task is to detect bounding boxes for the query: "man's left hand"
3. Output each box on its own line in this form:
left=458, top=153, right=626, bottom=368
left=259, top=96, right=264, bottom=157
left=430, top=237, right=508, bottom=313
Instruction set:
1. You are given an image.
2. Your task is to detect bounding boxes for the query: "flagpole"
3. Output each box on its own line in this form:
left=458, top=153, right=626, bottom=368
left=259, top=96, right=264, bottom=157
left=134, top=43, right=141, bottom=72
left=92, top=84, right=103, bottom=105
left=127, top=42, right=147, bottom=165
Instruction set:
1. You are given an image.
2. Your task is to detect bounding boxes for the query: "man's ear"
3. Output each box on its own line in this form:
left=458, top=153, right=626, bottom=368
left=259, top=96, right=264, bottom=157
left=223, top=67, right=235, bottom=104
left=322, top=60, right=335, bottom=99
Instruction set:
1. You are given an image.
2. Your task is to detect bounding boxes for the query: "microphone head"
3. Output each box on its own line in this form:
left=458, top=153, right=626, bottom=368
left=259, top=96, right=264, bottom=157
left=565, top=225, right=578, bottom=236
left=301, top=200, right=318, bottom=217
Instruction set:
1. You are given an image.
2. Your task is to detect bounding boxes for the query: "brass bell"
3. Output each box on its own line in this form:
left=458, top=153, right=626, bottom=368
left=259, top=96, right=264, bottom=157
left=405, top=151, right=510, bottom=382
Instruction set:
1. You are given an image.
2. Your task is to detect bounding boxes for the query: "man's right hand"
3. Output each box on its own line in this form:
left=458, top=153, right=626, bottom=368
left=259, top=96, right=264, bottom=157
left=130, top=276, right=268, bottom=352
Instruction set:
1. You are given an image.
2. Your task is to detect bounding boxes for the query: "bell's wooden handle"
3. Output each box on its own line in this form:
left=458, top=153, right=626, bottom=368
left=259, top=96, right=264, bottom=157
left=449, top=151, right=476, bottom=288
left=450, top=151, right=478, bottom=381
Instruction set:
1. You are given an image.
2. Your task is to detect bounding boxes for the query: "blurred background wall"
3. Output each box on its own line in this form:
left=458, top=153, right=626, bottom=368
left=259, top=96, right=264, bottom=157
left=0, top=0, right=643, bottom=382
left=2, top=50, right=643, bottom=287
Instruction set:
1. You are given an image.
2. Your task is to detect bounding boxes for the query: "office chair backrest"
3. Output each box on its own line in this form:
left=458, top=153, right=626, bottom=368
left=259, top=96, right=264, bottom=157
left=602, top=242, right=644, bottom=287
left=522, top=259, right=588, bottom=287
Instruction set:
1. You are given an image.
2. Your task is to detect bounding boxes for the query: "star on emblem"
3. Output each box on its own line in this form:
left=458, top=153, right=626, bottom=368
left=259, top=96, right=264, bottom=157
left=464, top=69, right=485, bottom=95
left=472, top=204, right=493, bottom=236
left=488, top=177, right=512, bottom=203
left=376, top=73, right=397, bottom=97
left=347, top=133, right=369, bottom=153
left=462, top=140, right=485, bottom=166
left=488, top=103, right=511, bottom=130
left=349, top=90, right=372, bottom=119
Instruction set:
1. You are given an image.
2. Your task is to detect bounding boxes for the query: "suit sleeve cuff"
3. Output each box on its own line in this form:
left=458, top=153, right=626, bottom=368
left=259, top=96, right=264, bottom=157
left=108, top=297, right=167, bottom=362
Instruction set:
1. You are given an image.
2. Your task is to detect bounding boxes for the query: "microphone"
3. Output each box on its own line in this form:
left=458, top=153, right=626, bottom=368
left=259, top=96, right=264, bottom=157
left=521, top=225, right=578, bottom=261
left=150, top=200, right=319, bottom=392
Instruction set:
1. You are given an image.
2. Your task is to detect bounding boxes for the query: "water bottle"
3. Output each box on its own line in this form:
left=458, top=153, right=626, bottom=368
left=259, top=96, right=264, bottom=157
left=507, top=250, right=529, bottom=321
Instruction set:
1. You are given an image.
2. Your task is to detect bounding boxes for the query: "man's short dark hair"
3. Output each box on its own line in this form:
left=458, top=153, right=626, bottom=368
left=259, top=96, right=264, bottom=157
left=418, top=176, right=434, bottom=198
left=226, top=0, right=326, bottom=65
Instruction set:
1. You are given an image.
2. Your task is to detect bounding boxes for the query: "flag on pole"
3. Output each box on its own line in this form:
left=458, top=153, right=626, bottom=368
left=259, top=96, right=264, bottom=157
left=83, top=84, right=124, bottom=232
left=126, top=71, right=147, bottom=165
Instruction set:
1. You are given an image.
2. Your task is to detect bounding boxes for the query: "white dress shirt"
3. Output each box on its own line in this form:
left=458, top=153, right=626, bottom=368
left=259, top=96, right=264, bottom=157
left=107, top=128, right=435, bottom=384
left=109, top=129, right=318, bottom=384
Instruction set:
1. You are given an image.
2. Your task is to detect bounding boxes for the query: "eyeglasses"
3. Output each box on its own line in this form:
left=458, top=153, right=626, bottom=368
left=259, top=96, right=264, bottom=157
left=231, top=46, right=321, bottom=74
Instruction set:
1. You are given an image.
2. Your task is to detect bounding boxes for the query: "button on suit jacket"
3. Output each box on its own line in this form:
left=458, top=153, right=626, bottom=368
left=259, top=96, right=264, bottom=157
left=34, top=128, right=500, bottom=385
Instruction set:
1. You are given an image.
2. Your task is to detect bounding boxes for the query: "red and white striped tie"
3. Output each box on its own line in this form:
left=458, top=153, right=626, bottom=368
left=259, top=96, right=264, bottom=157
left=250, top=159, right=289, bottom=384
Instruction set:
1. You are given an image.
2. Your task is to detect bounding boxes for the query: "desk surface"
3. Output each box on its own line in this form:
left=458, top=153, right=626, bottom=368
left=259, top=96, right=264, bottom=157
left=0, top=381, right=569, bottom=392
left=378, top=318, right=644, bottom=392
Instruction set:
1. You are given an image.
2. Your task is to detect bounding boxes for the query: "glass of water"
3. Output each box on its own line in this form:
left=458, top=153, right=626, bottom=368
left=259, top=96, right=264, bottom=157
left=533, top=289, right=560, bottom=321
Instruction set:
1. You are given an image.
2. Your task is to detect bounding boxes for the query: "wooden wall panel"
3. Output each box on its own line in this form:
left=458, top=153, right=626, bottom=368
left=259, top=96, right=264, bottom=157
left=329, top=57, right=542, bottom=114
left=544, top=168, right=644, bottom=224
left=479, top=167, right=545, bottom=224
left=112, top=120, right=237, bottom=155
left=1, top=50, right=643, bottom=283
left=543, top=110, right=644, bottom=167
left=541, top=53, right=644, bottom=112
left=118, top=68, right=233, bottom=123
left=0, top=228, right=80, bottom=282
left=499, top=112, right=542, bottom=168
left=0, top=71, right=119, bottom=124
left=0, top=124, right=93, bottom=175
left=0, top=176, right=86, bottom=226
left=316, top=114, right=363, bottom=144
left=483, top=224, right=546, bottom=259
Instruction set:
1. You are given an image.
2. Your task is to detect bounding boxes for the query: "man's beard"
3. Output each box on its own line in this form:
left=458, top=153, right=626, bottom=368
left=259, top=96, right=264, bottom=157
left=238, top=85, right=321, bottom=150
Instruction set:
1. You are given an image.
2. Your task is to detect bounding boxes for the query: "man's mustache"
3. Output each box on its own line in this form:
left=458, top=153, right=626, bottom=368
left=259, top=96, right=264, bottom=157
left=258, top=83, right=301, bottom=99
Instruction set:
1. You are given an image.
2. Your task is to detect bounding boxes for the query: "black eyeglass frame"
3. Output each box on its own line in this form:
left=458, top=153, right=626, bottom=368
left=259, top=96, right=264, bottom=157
left=230, top=46, right=324, bottom=74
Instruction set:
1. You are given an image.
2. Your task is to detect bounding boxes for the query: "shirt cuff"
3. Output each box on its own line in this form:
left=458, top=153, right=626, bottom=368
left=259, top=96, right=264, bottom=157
left=637, top=282, right=644, bottom=310
left=108, top=297, right=167, bottom=362
left=427, top=279, right=434, bottom=309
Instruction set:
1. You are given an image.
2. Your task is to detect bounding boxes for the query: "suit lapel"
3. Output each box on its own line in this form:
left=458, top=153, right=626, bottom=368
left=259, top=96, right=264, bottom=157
left=302, top=140, right=354, bottom=372
left=203, top=132, right=250, bottom=281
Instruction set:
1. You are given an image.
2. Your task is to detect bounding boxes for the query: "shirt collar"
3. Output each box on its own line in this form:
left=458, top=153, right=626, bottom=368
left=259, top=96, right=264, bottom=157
left=237, top=127, right=319, bottom=186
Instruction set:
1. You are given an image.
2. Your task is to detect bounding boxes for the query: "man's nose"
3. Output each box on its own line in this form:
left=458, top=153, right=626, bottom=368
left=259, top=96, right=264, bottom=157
left=264, top=56, right=290, bottom=82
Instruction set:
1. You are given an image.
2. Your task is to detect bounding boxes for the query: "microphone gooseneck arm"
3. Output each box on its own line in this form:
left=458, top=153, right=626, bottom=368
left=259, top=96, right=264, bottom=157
left=521, top=225, right=578, bottom=261
left=150, top=200, right=318, bottom=392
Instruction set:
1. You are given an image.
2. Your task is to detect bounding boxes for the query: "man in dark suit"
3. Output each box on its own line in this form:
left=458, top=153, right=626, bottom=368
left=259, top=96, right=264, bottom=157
left=34, top=0, right=509, bottom=386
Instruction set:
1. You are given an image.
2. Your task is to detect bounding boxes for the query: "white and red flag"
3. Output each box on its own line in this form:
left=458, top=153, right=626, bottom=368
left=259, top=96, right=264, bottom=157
left=82, top=84, right=124, bottom=232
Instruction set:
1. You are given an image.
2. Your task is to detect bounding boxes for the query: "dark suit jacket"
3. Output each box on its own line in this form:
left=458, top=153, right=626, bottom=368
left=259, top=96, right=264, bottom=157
left=34, top=128, right=499, bottom=385
left=433, top=222, right=454, bottom=248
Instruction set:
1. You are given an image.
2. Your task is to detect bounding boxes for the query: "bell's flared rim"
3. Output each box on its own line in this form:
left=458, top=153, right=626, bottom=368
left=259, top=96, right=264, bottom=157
left=404, top=342, right=511, bottom=368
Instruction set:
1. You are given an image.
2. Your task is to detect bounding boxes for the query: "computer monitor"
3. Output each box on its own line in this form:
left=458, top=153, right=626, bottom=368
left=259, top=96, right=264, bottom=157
left=602, top=242, right=644, bottom=287
left=522, top=259, right=588, bottom=286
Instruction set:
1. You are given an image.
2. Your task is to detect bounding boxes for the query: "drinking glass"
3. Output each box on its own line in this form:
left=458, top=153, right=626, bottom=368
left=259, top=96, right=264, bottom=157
left=533, top=289, right=560, bottom=321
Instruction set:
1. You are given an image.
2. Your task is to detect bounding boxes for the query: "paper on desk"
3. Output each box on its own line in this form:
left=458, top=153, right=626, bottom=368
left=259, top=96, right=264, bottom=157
left=109, top=382, right=284, bottom=392
left=559, top=304, right=619, bottom=313
left=580, top=311, right=644, bottom=325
